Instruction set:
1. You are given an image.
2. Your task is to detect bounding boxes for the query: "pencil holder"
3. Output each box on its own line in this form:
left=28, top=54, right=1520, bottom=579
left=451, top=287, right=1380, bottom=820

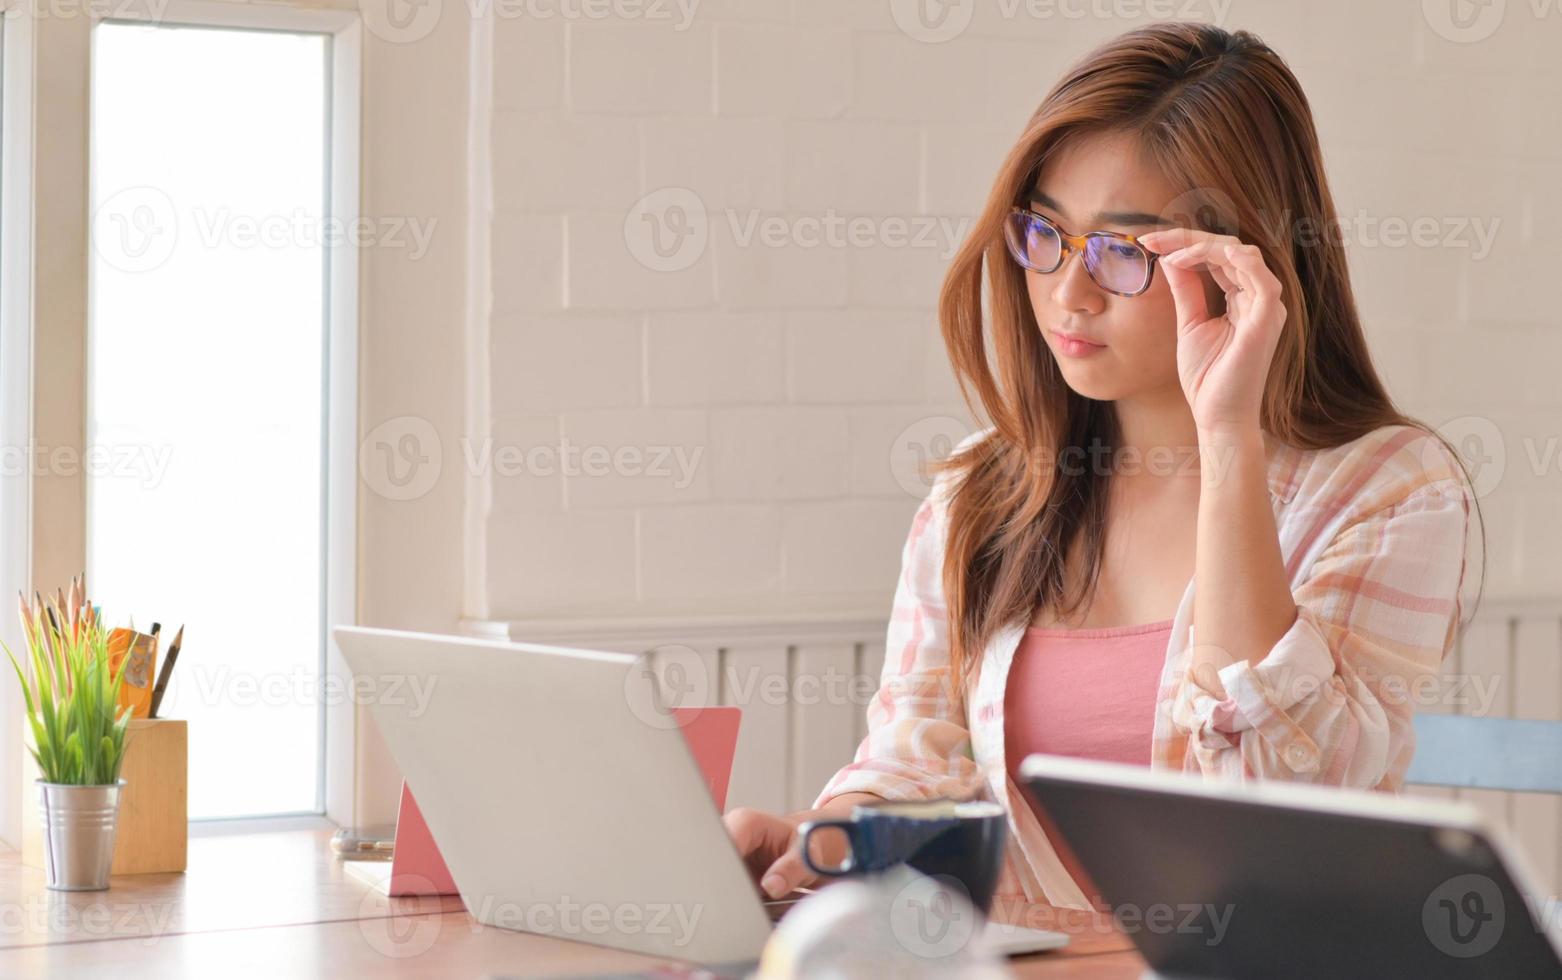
left=111, top=718, right=188, bottom=874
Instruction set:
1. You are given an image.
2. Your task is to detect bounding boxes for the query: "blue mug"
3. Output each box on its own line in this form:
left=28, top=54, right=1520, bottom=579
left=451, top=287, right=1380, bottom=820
left=797, top=800, right=1007, bottom=914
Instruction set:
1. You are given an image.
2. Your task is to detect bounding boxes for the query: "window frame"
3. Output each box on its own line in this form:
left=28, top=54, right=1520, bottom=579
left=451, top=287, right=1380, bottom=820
left=0, top=0, right=29, bottom=854
left=0, top=0, right=361, bottom=843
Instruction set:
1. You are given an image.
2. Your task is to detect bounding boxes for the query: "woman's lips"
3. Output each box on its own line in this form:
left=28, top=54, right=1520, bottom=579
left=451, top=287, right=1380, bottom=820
left=1052, top=330, right=1107, bottom=357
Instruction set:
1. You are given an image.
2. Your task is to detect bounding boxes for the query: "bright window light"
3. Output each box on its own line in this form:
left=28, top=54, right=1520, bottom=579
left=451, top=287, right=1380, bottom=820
left=89, top=22, right=331, bottom=819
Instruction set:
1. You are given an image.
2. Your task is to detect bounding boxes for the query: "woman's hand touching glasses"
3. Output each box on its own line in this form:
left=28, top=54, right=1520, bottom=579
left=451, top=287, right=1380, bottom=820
left=1136, top=228, right=1287, bottom=436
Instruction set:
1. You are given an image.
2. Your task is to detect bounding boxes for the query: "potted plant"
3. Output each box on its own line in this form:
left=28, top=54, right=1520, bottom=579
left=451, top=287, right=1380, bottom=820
left=5, top=577, right=134, bottom=891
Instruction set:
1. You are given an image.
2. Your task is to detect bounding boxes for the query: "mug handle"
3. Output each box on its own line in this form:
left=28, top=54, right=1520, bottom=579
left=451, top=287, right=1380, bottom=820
left=797, top=819, right=859, bottom=877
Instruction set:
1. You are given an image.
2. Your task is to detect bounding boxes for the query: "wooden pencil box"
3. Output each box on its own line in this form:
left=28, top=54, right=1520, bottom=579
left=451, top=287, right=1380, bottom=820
left=111, top=718, right=188, bottom=874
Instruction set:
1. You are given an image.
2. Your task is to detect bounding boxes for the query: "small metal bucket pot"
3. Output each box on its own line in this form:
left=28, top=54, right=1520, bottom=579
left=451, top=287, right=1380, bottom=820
left=37, top=779, right=126, bottom=891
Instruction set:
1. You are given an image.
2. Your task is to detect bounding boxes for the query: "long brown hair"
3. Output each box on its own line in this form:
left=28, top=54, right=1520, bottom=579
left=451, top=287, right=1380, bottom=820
left=932, top=22, right=1485, bottom=695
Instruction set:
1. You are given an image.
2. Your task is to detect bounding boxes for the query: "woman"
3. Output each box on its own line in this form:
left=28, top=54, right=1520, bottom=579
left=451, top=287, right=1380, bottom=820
left=725, top=22, right=1484, bottom=912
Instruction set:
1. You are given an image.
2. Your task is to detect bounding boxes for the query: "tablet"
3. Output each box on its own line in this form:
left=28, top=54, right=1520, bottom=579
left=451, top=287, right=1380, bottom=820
left=1018, top=754, right=1562, bottom=979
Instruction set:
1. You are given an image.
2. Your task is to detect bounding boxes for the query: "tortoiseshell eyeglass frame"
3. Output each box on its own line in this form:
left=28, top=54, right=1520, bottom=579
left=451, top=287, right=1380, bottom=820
left=1004, top=205, right=1163, bottom=298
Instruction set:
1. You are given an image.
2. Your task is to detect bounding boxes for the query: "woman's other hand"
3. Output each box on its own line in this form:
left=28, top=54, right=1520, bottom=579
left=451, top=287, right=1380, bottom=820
left=722, top=793, right=880, bottom=899
left=723, top=807, right=814, bottom=899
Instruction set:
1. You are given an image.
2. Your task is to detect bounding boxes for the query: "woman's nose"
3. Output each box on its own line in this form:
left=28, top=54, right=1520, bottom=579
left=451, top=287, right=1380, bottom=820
left=1049, top=246, right=1106, bottom=314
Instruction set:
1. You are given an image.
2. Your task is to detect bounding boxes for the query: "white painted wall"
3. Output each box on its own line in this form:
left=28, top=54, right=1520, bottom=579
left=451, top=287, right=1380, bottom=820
left=350, top=1, right=476, bottom=825
left=467, top=1, right=1560, bottom=626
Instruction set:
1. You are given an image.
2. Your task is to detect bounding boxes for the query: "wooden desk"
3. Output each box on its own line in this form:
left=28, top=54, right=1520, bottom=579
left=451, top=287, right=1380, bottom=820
left=0, top=829, right=1145, bottom=977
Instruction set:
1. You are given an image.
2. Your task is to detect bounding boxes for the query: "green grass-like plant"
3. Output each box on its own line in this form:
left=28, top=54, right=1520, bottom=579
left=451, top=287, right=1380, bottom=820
left=4, top=577, right=133, bottom=786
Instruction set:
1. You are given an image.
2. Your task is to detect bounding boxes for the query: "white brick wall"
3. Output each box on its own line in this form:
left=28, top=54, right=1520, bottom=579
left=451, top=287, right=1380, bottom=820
left=477, top=1, right=1560, bottom=621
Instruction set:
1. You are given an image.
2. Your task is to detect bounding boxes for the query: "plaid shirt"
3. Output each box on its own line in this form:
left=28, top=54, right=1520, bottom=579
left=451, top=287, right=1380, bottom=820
left=815, top=423, right=1473, bottom=909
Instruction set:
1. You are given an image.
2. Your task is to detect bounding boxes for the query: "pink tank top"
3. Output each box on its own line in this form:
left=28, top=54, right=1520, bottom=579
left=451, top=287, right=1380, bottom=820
left=1003, top=617, right=1174, bottom=906
left=1003, top=617, right=1174, bottom=772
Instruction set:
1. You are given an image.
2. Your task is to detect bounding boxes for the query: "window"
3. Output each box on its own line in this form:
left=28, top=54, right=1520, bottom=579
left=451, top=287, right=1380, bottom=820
left=88, top=22, right=334, bottom=819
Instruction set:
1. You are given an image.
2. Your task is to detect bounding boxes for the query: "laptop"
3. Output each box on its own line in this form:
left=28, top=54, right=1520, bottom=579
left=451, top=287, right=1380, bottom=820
left=366, top=705, right=740, bottom=898
left=1019, top=753, right=1562, bottom=979
left=334, top=626, right=1068, bottom=966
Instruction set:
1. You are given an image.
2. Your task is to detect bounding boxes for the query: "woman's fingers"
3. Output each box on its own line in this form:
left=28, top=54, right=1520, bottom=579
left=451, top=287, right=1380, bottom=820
left=1222, top=243, right=1282, bottom=302
left=1139, top=226, right=1238, bottom=257
left=1162, top=238, right=1240, bottom=284
left=723, top=806, right=817, bottom=898
left=1157, top=248, right=1214, bottom=332
left=1147, top=228, right=1270, bottom=333
left=1221, top=243, right=1287, bottom=336
left=723, top=808, right=784, bottom=878
left=761, top=847, right=811, bottom=899
left=1205, top=259, right=1238, bottom=296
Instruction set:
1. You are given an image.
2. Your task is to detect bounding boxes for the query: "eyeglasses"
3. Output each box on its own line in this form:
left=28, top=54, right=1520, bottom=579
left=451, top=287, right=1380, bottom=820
left=1002, top=206, right=1161, bottom=298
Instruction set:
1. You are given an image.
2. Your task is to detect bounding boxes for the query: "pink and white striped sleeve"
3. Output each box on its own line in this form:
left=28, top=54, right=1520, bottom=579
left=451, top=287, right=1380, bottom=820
left=813, top=457, right=986, bottom=808
left=1171, top=429, right=1473, bottom=788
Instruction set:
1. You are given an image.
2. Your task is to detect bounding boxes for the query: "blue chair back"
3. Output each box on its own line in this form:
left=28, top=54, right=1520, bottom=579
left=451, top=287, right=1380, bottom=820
left=1407, top=714, right=1562, bottom=794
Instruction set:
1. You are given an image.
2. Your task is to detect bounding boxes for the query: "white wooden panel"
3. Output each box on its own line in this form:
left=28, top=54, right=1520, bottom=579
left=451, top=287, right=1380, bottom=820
left=1457, top=617, right=1514, bottom=831
left=643, top=643, right=720, bottom=717
left=721, top=646, right=789, bottom=814
left=1420, top=618, right=1464, bottom=716
left=1512, top=616, right=1562, bottom=899
left=855, top=640, right=887, bottom=748
left=789, top=642, right=858, bottom=812
left=1406, top=603, right=1465, bottom=800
